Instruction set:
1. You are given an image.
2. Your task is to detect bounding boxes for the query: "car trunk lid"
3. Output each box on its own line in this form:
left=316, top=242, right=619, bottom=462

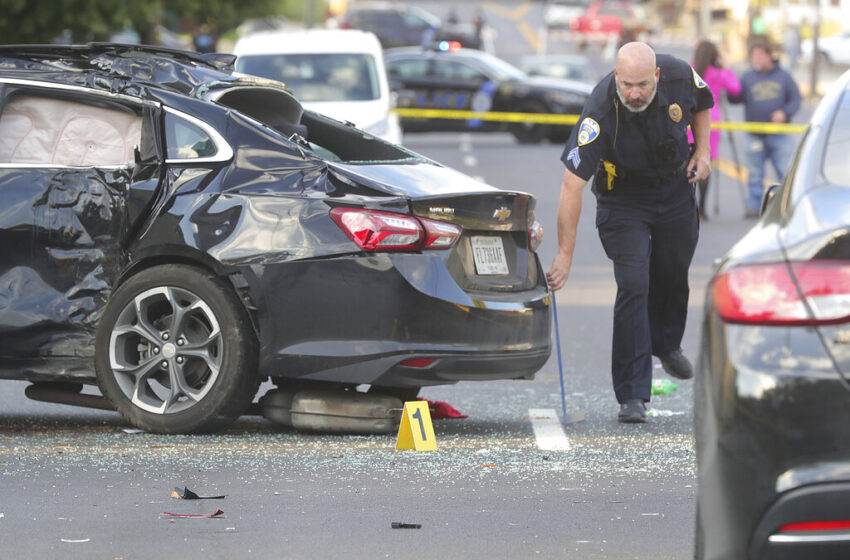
left=411, top=193, right=537, bottom=292
left=328, top=161, right=539, bottom=292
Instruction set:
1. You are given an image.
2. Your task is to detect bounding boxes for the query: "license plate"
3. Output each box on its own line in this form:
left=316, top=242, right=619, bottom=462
left=471, top=236, right=509, bottom=275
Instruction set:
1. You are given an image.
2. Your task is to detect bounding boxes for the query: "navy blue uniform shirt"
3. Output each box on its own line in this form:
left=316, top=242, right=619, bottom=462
left=560, top=54, right=714, bottom=193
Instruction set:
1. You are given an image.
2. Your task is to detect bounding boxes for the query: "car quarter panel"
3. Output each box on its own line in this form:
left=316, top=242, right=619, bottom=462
left=698, top=307, right=850, bottom=559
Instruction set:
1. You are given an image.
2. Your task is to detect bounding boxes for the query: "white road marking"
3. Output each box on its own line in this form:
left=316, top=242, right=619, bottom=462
left=529, top=408, right=571, bottom=451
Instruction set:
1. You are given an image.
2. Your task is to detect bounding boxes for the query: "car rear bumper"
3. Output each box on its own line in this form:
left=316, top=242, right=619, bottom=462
left=695, top=316, right=850, bottom=559
left=247, top=253, right=552, bottom=385
left=751, top=480, right=850, bottom=560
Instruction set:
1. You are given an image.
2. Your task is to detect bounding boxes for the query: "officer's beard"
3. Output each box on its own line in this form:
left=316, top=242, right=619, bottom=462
left=617, top=80, right=658, bottom=113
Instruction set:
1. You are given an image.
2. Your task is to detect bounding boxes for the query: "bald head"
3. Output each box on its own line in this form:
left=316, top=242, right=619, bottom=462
left=616, top=42, right=656, bottom=75
left=614, top=42, right=659, bottom=113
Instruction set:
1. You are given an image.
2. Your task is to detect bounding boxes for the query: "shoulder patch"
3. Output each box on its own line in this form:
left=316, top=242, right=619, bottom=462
left=692, top=67, right=707, bottom=88
left=577, top=118, right=600, bottom=146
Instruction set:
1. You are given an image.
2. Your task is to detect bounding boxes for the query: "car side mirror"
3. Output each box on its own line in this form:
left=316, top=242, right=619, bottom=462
left=760, top=183, right=781, bottom=216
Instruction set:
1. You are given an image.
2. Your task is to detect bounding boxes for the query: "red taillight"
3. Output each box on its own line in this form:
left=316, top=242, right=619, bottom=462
left=712, top=261, right=850, bottom=326
left=400, top=358, right=436, bottom=368
left=420, top=216, right=462, bottom=249
left=330, top=207, right=461, bottom=252
left=779, top=520, right=850, bottom=532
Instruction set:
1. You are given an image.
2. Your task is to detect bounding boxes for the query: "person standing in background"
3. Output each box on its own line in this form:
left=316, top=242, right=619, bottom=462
left=727, top=35, right=801, bottom=218
left=783, top=24, right=801, bottom=70
left=688, top=39, right=741, bottom=220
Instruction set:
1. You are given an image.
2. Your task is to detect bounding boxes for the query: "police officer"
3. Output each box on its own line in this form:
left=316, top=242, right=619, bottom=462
left=547, top=42, right=713, bottom=423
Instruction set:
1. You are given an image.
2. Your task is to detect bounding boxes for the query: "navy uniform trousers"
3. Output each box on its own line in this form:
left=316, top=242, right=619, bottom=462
left=594, top=176, right=699, bottom=404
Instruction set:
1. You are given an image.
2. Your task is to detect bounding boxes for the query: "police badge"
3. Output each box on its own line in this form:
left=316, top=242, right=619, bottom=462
left=668, top=103, right=682, bottom=123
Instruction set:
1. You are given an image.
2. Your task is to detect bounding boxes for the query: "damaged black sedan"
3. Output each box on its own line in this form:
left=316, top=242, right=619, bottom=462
left=0, top=44, right=551, bottom=434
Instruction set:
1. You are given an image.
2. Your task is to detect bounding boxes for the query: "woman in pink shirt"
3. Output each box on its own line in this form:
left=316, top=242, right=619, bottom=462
left=689, top=40, right=742, bottom=219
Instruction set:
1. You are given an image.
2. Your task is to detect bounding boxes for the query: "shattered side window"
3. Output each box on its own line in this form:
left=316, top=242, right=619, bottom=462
left=0, top=93, right=142, bottom=167
left=164, top=112, right=217, bottom=159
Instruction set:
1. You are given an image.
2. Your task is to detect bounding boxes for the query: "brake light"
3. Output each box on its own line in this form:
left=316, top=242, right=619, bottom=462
left=400, top=358, right=436, bottom=367
left=420, top=216, right=462, bottom=249
left=330, top=207, right=461, bottom=252
left=779, top=520, right=850, bottom=532
left=712, top=261, right=850, bottom=326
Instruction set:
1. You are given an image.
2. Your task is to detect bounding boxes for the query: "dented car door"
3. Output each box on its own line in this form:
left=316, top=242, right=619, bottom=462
left=0, top=82, right=160, bottom=378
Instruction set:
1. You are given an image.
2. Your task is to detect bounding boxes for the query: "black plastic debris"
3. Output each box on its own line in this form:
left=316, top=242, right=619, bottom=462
left=391, top=522, right=421, bottom=529
left=171, top=486, right=225, bottom=500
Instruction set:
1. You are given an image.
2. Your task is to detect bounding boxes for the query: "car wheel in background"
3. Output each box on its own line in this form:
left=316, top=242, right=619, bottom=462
left=511, top=101, right=549, bottom=144
left=95, top=264, right=259, bottom=434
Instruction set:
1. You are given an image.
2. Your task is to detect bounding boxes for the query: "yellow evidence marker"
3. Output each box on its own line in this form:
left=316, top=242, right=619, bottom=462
left=395, top=400, right=437, bottom=451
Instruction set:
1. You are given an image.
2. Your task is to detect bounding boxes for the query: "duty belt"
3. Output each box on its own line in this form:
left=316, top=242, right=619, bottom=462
left=600, top=159, right=689, bottom=190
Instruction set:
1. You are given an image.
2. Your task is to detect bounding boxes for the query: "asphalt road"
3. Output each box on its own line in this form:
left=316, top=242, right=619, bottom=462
left=0, top=2, right=829, bottom=559
left=0, top=128, right=758, bottom=560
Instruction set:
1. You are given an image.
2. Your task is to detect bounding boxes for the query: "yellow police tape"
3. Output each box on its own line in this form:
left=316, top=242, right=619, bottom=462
left=391, top=108, right=808, bottom=134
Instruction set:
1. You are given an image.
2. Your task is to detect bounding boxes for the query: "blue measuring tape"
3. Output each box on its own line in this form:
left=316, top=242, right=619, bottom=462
left=552, top=291, right=568, bottom=425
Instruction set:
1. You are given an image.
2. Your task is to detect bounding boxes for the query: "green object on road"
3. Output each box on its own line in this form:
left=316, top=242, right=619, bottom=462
left=652, top=379, right=678, bottom=395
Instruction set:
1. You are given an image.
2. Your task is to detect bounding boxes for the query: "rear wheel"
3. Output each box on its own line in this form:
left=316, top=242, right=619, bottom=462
left=511, top=102, right=549, bottom=144
left=95, top=264, right=259, bottom=434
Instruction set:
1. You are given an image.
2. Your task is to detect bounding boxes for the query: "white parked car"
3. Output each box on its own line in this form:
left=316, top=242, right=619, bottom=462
left=233, top=29, right=402, bottom=144
left=801, top=30, right=850, bottom=67
left=544, top=0, right=591, bottom=29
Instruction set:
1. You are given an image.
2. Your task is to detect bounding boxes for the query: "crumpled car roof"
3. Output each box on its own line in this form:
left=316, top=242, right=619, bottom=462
left=0, top=43, right=253, bottom=99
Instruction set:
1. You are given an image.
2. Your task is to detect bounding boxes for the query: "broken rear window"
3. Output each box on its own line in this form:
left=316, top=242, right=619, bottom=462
left=212, top=86, right=425, bottom=165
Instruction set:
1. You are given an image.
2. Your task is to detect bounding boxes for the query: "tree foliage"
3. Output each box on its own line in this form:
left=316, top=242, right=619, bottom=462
left=0, top=0, right=313, bottom=45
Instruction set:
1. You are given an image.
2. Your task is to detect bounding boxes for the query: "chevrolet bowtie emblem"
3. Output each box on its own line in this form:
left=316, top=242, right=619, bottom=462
left=493, top=207, right=511, bottom=221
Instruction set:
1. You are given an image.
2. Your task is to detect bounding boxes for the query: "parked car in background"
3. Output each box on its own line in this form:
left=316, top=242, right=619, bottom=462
left=801, top=30, right=850, bottom=67
left=384, top=45, right=591, bottom=143
left=544, top=0, right=592, bottom=29
left=233, top=29, right=402, bottom=144
left=0, top=43, right=551, bottom=434
left=569, top=0, right=651, bottom=42
left=519, top=53, right=597, bottom=85
left=695, top=68, right=850, bottom=559
left=336, top=2, right=481, bottom=50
